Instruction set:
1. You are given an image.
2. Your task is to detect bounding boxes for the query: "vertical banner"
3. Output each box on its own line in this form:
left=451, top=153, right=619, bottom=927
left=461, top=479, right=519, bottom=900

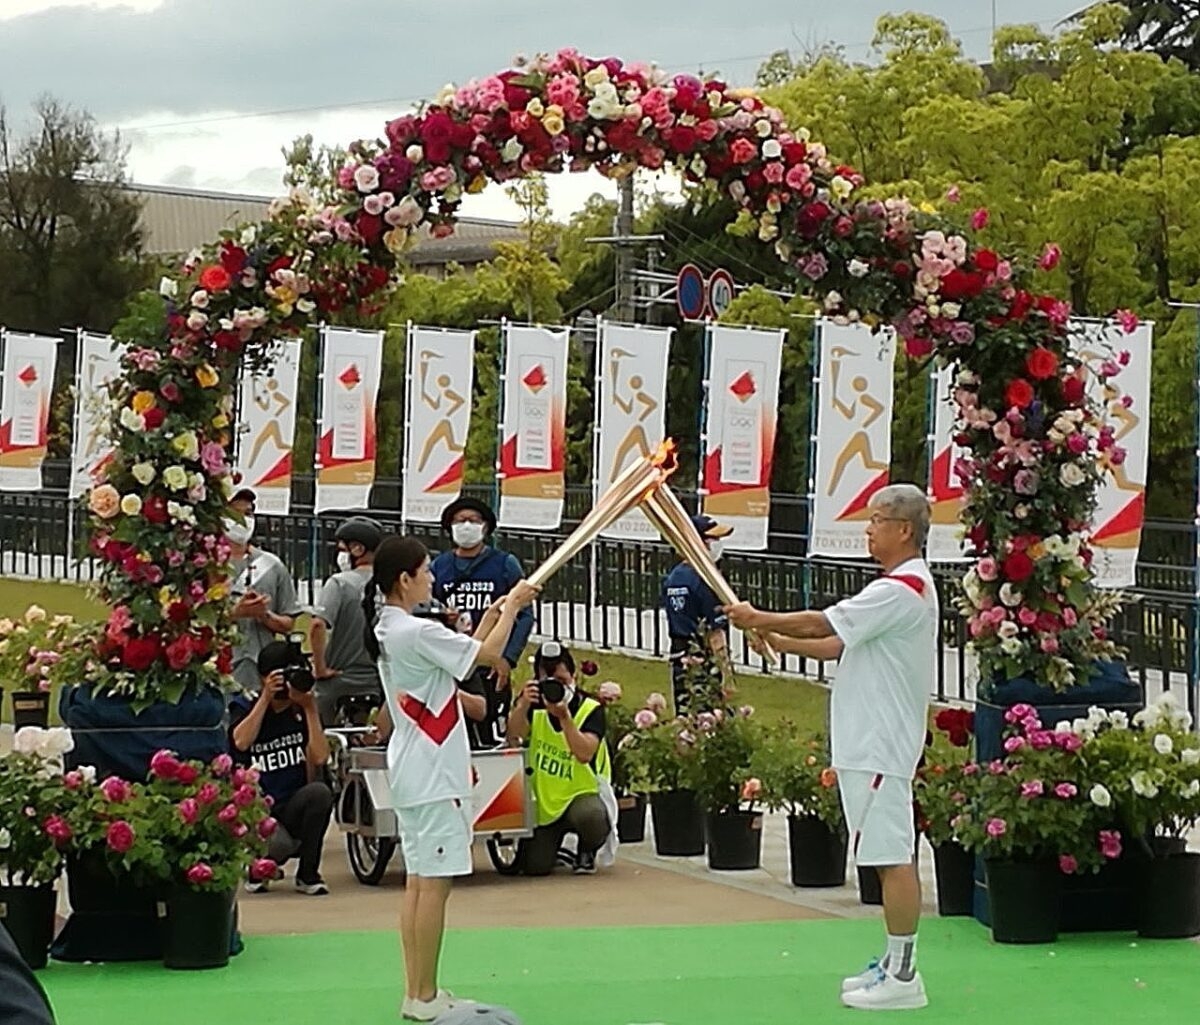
left=234, top=339, right=302, bottom=516
left=700, top=324, right=784, bottom=550
left=315, top=326, right=383, bottom=513
left=70, top=332, right=125, bottom=499
left=809, top=319, right=896, bottom=557
left=402, top=325, right=476, bottom=523
left=926, top=363, right=969, bottom=562
left=498, top=323, right=569, bottom=529
left=1073, top=319, right=1153, bottom=588
left=0, top=331, right=59, bottom=492
left=595, top=321, right=672, bottom=540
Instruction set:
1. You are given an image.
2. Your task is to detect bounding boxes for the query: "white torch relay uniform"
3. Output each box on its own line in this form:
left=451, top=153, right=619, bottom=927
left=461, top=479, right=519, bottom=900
left=375, top=605, right=480, bottom=877
left=825, top=557, right=938, bottom=867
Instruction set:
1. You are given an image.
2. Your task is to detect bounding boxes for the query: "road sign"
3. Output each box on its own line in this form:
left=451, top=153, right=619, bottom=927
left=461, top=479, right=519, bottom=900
left=707, top=268, right=736, bottom=318
left=675, top=263, right=706, bottom=320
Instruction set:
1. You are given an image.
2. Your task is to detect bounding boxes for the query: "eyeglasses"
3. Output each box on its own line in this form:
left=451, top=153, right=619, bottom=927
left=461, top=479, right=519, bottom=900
left=868, top=514, right=908, bottom=526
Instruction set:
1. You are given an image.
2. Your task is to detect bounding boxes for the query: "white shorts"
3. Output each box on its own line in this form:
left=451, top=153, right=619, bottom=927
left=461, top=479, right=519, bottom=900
left=838, top=770, right=916, bottom=868
left=396, top=799, right=474, bottom=878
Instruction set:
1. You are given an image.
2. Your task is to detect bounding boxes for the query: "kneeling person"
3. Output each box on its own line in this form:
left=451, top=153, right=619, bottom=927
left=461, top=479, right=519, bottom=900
left=229, top=640, right=333, bottom=895
left=508, top=641, right=610, bottom=875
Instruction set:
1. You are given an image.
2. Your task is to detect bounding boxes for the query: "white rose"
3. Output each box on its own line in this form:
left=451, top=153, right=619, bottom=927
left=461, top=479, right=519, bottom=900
left=12, top=726, right=42, bottom=754
left=1131, top=771, right=1160, bottom=798
left=131, top=462, right=156, bottom=486
left=941, top=302, right=961, bottom=319
left=1000, top=637, right=1022, bottom=656
left=43, top=728, right=74, bottom=757
left=1182, top=749, right=1200, bottom=766
left=761, top=138, right=782, bottom=160
left=755, top=118, right=772, bottom=138
left=1059, top=463, right=1086, bottom=487
left=1153, top=733, right=1174, bottom=756
left=998, top=620, right=1020, bottom=639
left=158, top=276, right=178, bottom=298
left=0, top=828, right=10, bottom=849
left=405, top=144, right=424, bottom=163
left=501, top=137, right=523, bottom=163
left=162, top=465, right=189, bottom=491
left=79, top=765, right=97, bottom=784
left=1089, top=784, right=1112, bottom=808
left=186, top=311, right=208, bottom=331
left=848, top=258, right=870, bottom=278
left=120, top=407, right=144, bottom=432
left=583, top=65, right=610, bottom=88
left=190, top=289, right=209, bottom=309
left=1108, top=710, right=1129, bottom=730
left=353, top=164, right=380, bottom=193
left=120, top=493, right=142, bottom=516
left=1182, top=780, right=1200, bottom=799
left=386, top=196, right=424, bottom=228
left=999, top=583, right=1023, bottom=608
left=831, top=175, right=854, bottom=200
left=1054, top=719, right=1075, bottom=734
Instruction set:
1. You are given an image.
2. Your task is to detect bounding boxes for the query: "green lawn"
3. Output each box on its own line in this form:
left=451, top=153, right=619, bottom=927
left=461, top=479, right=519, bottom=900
left=0, top=578, right=831, bottom=732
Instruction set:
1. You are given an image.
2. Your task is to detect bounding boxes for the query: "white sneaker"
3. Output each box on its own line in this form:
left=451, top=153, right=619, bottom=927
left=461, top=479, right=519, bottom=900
left=244, top=878, right=269, bottom=894
left=841, top=970, right=927, bottom=1011
left=401, top=991, right=470, bottom=1021
left=842, top=958, right=885, bottom=994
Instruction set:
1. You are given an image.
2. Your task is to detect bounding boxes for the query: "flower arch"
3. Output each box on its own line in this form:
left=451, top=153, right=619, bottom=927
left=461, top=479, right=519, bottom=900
left=88, top=49, right=1130, bottom=708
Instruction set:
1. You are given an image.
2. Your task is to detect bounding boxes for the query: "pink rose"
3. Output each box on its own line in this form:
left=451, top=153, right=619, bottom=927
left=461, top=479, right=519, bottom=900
left=186, top=862, right=214, bottom=885
left=977, top=557, right=998, bottom=582
left=233, top=784, right=258, bottom=807
left=1056, top=733, right=1083, bottom=752
left=1004, top=703, right=1037, bottom=724
left=249, top=857, right=278, bottom=882
left=1020, top=780, right=1044, bottom=798
left=1039, top=243, right=1061, bottom=271
left=178, top=798, right=199, bottom=825
left=1029, top=731, right=1054, bottom=751
left=150, top=749, right=182, bottom=780
left=200, top=441, right=227, bottom=475
left=1040, top=636, right=1060, bottom=654
left=176, top=764, right=199, bottom=785
left=1099, top=830, right=1122, bottom=859
left=1003, top=736, right=1025, bottom=753
left=63, top=770, right=85, bottom=790
left=232, top=823, right=249, bottom=839
left=216, top=803, right=239, bottom=824
left=1115, top=309, right=1139, bottom=334
left=43, top=815, right=73, bottom=844
left=257, top=817, right=278, bottom=840
left=988, top=760, right=1006, bottom=775
left=1054, top=783, right=1078, bottom=800
left=100, top=776, right=132, bottom=803
left=596, top=681, right=622, bottom=705
left=1058, top=854, right=1078, bottom=874
left=211, top=753, right=233, bottom=776
left=106, top=820, right=136, bottom=854
left=986, top=817, right=1007, bottom=838
left=971, top=208, right=989, bottom=230
left=634, top=709, right=658, bottom=729
left=645, top=692, right=668, bottom=714
left=196, top=782, right=220, bottom=805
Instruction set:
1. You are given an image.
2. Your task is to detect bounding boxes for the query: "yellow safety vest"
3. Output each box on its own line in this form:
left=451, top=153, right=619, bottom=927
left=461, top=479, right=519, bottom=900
left=528, top=695, right=610, bottom=826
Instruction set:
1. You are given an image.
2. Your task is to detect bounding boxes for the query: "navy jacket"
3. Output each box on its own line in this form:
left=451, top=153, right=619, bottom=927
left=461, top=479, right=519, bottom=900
left=662, top=562, right=728, bottom=648
left=431, top=546, right=534, bottom=667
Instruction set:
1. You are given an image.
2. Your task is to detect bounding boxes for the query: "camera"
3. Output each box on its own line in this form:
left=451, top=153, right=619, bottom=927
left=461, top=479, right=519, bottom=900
left=412, top=599, right=463, bottom=633
left=277, top=634, right=315, bottom=693
left=537, top=676, right=566, bottom=705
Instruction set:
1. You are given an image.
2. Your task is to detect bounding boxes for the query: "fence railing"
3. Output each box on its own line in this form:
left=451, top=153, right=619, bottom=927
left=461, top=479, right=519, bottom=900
left=2, top=486, right=1196, bottom=720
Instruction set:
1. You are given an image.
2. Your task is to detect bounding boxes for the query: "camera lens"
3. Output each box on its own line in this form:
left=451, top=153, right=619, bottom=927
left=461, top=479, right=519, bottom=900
left=285, top=666, right=315, bottom=692
left=539, top=677, right=565, bottom=704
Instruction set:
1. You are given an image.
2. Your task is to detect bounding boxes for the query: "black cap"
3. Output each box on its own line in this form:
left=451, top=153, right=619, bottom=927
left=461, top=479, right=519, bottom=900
left=256, top=640, right=295, bottom=677
left=691, top=514, right=733, bottom=539
left=440, top=497, right=497, bottom=535
left=335, top=516, right=384, bottom=551
left=231, top=487, right=257, bottom=505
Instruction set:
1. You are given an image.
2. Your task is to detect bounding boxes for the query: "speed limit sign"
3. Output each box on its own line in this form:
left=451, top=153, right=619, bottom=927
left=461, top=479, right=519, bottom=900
left=706, top=268, right=735, bottom=318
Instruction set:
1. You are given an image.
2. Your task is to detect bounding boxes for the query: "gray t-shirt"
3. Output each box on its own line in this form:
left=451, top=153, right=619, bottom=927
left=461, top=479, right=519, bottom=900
left=230, top=547, right=303, bottom=690
left=312, top=567, right=380, bottom=690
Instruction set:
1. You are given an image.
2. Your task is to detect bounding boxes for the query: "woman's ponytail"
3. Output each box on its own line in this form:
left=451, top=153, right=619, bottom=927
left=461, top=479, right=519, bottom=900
left=362, top=576, right=383, bottom=661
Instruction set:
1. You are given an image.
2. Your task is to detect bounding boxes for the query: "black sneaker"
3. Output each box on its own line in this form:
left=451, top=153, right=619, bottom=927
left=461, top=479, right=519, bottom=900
left=573, top=851, right=597, bottom=875
left=295, top=877, right=329, bottom=895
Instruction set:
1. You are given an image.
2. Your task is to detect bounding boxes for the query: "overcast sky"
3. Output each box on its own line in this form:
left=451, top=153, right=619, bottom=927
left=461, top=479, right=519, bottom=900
left=0, top=0, right=1085, bottom=219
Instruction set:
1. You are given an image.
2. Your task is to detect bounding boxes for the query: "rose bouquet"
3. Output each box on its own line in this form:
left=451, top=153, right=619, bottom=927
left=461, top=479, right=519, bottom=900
left=914, top=707, right=978, bottom=846
left=678, top=705, right=762, bottom=814
left=0, top=728, right=75, bottom=886
left=617, top=694, right=696, bottom=795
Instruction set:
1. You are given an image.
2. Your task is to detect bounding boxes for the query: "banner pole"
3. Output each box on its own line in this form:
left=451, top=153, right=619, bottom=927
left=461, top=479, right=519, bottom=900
left=309, top=323, right=325, bottom=598
left=803, top=318, right=822, bottom=614
left=494, top=318, right=508, bottom=515
left=400, top=320, right=414, bottom=534
left=590, top=317, right=606, bottom=646
left=696, top=319, right=713, bottom=515
left=66, top=327, right=86, bottom=577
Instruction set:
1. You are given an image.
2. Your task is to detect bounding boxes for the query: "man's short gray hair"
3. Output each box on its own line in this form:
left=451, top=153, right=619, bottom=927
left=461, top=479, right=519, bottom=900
left=869, top=483, right=931, bottom=548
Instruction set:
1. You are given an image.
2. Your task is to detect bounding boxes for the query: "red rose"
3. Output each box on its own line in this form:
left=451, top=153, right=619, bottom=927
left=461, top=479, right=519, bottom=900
left=106, top=820, right=136, bottom=854
left=904, top=336, right=934, bottom=358
left=165, top=635, right=194, bottom=671
left=833, top=216, right=854, bottom=237
left=122, top=635, right=162, bottom=672
left=166, top=601, right=190, bottom=623
left=175, top=764, right=199, bottom=786
left=218, top=243, right=247, bottom=277
left=213, top=330, right=242, bottom=352
left=892, top=260, right=913, bottom=279
left=665, top=125, right=697, bottom=154
left=1005, top=378, right=1035, bottom=409
left=974, top=249, right=999, bottom=272
left=356, top=213, right=383, bottom=247
left=1002, top=551, right=1036, bottom=583
left=143, top=495, right=169, bottom=524
left=1025, top=347, right=1059, bottom=380
left=216, top=645, right=233, bottom=675
left=142, top=407, right=166, bottom=430
left=1062, top=375, right=1086, bottom=404
left=939, top=269, right=985, bottom=300
left=1009, top=290, right=1033, bottom=320
left=198, top=265, right=232, bottom=293
left=782, top=141, right=807, bottom=165
left=160, top=381, right=181, bottom=404
left=796, top=201, right=832, bottom=238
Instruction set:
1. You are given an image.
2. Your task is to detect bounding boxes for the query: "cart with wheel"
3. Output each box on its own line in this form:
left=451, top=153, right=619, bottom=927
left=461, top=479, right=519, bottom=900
left=327, top=729, right=536, bottom=884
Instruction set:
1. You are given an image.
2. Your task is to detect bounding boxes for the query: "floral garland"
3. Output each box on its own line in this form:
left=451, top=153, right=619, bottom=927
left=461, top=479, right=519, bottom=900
left=86, top=49, right=1132, bottom=707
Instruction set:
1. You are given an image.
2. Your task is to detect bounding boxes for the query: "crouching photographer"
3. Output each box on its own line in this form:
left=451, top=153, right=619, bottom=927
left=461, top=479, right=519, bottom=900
left=229, top=637, right=332, bottom=895
left=507, top=641, right=613, bottom=876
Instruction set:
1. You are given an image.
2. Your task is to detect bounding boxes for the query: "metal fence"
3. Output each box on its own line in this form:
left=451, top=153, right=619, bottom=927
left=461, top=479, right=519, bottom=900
left=2, top=473, right=1196, bottom=720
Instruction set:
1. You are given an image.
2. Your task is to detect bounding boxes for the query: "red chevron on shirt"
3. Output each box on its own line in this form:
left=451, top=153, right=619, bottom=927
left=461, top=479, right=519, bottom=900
left=883, top=574, right=927, bottom=596
left=400, top=692, right=460, bottom=745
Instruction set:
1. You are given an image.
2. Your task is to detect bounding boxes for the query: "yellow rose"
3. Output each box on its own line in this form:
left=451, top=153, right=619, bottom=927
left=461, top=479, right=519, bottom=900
left=162, top=465, right=189, bottom=491
left=918, top=201, right=938, bottom=215
left=542, top=110, right=565, bottom=136
left=465, top=175, right=487, bottom=195
left=120, top=493, right=143, bottom=516
left=206, top=581, right=230, bottom=602
left=195, top=364, right=219, bottom=388
left=131, top=390, right=157, bottom=414
left=525, top=97, right=545, bottom=118
left=172, top=432, right=199, bottom=461
left=158, top=586, right=174, bottom=608
left=24, top=604, right=47, bottom=623
left=211, top=413, right=229, bottom=429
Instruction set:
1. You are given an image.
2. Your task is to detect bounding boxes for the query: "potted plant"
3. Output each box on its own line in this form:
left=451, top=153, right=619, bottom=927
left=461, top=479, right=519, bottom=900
left=914, top=708, right=979, bottom=915
left=598, top=682, right=647, bottom=843
left=0, top=607, right=79, bottom=728
left=952, top=704, right=1118, bottom=943
left=620, top=700, right=704, bottom=857
left=680, top=706, right=763, bottom=871
left=1076, top=694, right=1200, bottom=938
left=141, top=749, right=276, bottom=969
left=749, top=722, right=846, bottom=887
left=0, top=727, right=75, bottom=968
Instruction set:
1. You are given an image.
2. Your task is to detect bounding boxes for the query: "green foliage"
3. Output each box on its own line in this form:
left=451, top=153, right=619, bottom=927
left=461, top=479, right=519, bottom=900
left=679, top=707, right=763, bottom=813
left=0, top=732, right=74, bottom=885
left=746, top=721, right=843, bottom=827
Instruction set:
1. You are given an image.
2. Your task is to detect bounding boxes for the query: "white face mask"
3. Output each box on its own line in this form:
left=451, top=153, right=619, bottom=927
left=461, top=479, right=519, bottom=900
left=336, top=550, right=353, bottom=572
left=451, top=521, right=486, bottom=548
left=223, top=516, right=254, bottom=547
left=708, top=539, right=726, bottom=562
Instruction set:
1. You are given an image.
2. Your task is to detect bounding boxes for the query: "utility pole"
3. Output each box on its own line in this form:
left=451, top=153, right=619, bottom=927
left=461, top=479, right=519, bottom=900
left=614, top=176, right=636, bottom=322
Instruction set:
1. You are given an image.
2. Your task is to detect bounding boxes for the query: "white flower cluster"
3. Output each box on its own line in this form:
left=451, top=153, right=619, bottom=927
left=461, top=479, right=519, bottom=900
left=11, top=726, right=74, bottom=760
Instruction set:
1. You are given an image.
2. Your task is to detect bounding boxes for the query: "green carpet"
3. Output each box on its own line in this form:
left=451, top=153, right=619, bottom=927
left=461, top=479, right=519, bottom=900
left=38, top=918, right=1199, bottom=1025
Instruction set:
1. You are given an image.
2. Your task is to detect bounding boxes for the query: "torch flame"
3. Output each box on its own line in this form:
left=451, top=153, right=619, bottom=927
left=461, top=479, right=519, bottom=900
left=650, top=439, right=679, bottom=475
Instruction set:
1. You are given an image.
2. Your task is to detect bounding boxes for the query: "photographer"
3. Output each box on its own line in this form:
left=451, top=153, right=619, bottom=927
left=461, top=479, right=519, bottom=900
left=507, top=641, right=611, bottom=876
left=229, top=639, right=332, bottom=896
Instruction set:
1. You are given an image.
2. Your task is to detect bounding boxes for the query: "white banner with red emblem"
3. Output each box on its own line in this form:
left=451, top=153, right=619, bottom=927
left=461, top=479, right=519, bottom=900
left=809, top=319, right=896, bottom=558
left=0, top=330, right=60, bottom=492
left=314, top=326, right=383, bottom=513
left=234, top=339, right=302, bottom=516
left=699, top=324, right=785, bottom=551
left=595, top=321, right=672, bottom=541
left=69, top=332, right=126, bottom=499
left=498, top=323, right=569, bottom=530
left=926, top=363, right=970, bottom=563
left=1073, top=318, right=1153, bottom=589
left=402, top=324, right=476, bottom=524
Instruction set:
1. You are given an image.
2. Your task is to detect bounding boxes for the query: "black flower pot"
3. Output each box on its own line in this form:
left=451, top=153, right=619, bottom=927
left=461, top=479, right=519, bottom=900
left=1137, top=852, right=1200, bottom=939
left=0, top=885, right=57, bottom=969
left=787, top=814, right=847, bottom=887
left=984, top=858, right=1061, bottom=943
left=161, top=887, right=236, bottom=970
left=705, top=810, right=763, bottom=871
left=52, top=851, right=161, bottom=962
left=616, top=793, right=647, bottom=843
left=649, top=789, right=705, bottom=857
left=11, top=691, right=50, bottom=729
left=933, top=842, right=975, bottom=916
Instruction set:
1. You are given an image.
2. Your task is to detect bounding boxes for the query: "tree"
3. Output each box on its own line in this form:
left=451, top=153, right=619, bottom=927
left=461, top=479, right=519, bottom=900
left=1073, top=1, right=1200, bottom=69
